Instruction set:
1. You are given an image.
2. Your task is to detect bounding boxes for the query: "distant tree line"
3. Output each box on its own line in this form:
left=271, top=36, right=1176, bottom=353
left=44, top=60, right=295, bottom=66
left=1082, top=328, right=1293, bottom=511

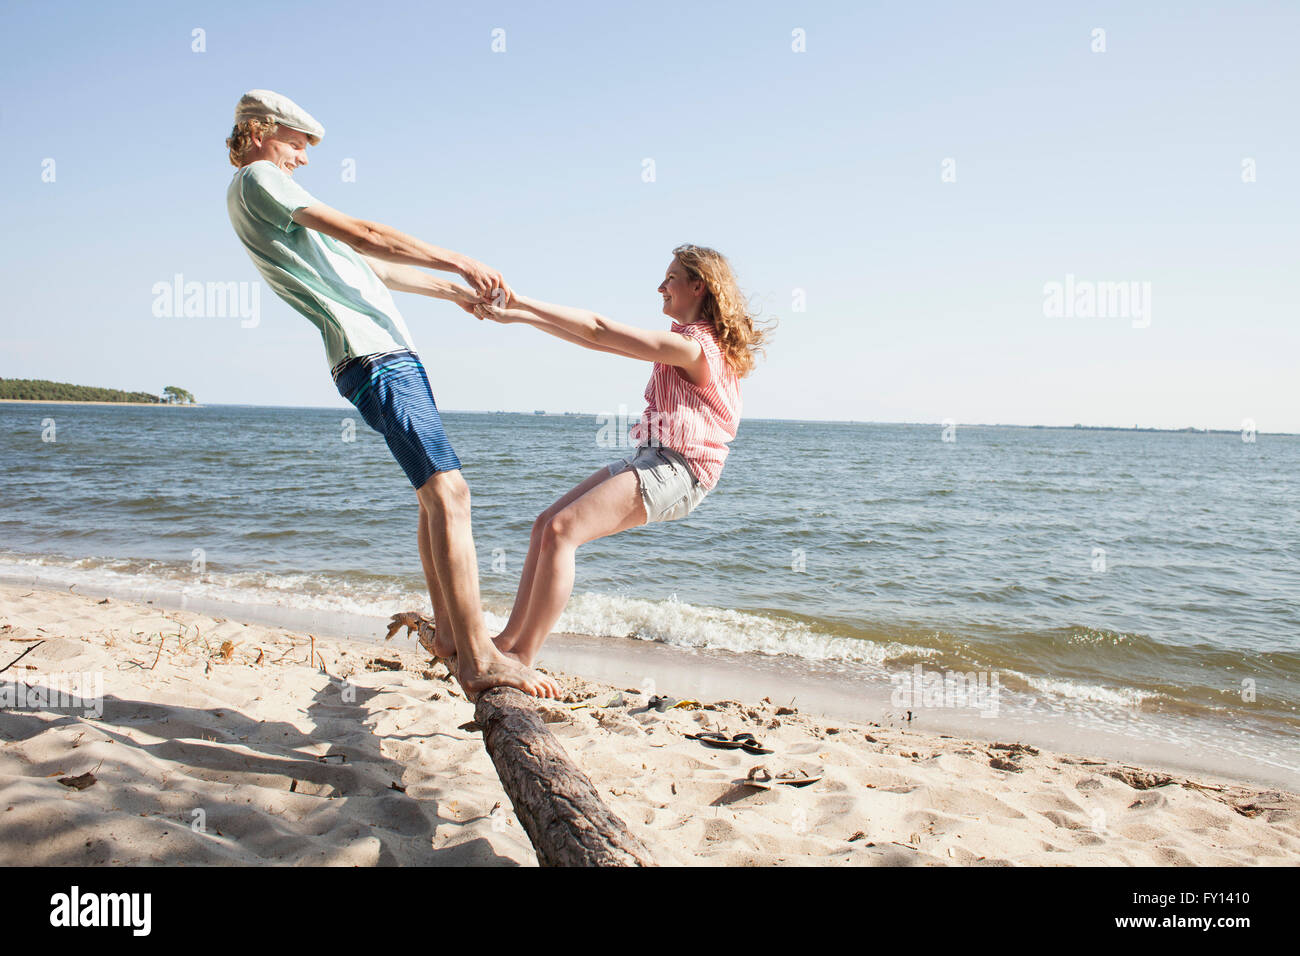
left=0, top=378, right=196, bottom=404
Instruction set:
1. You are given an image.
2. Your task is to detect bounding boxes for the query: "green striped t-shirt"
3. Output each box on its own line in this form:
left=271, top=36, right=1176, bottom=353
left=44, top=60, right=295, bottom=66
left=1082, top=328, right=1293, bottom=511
left=226, top=160, right=417, bottom=369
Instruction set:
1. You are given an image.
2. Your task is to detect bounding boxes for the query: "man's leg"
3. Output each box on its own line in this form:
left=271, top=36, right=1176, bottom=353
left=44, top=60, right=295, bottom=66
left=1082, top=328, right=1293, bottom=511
left=417, top=504, right=459, bottom=657
left=338, top=349, right=554, bottom=697
left=416, top=468, right=561, bottom=699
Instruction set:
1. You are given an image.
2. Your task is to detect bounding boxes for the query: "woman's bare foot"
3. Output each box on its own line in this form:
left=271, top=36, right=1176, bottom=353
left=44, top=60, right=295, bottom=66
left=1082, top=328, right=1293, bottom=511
left=493, top=632, right=543, bottom=668
left=457, top=650, right=560, bottom=701
left=431, top=627, right=455, bottom=658
left=499, top=648, right=535, bottom=668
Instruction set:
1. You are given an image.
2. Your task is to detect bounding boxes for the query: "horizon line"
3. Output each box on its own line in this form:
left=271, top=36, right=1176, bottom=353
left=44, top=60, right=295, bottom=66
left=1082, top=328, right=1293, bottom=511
left=123, top=403, right=1296, bottom=436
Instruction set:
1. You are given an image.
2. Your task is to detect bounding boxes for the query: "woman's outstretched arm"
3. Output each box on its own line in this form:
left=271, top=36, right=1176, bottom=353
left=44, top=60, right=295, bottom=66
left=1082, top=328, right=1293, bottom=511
left=483, top=307, right=640, bottom=359
left=476, top=295, right=709, bottom=380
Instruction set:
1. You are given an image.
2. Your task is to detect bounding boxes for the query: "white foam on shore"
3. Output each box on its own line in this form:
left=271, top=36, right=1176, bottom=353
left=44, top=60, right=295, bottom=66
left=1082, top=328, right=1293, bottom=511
left=552, top=591, right=935, bottom=668
left=0, top=553, right=935, bottom=670
left=1024, top=674, right=1159, bottom=710
left=0, top=555, right=418, bottom=621
left=0, top=554, right=1208, bottom=720
left=0, top=554, right=1227, bottom=735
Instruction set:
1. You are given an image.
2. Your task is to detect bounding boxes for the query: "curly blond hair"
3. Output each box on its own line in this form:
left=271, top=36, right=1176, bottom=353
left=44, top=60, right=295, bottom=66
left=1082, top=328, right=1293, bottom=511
left=225, top=116, right=279, bottom=168
left=672, top=243, right=771, bottom=378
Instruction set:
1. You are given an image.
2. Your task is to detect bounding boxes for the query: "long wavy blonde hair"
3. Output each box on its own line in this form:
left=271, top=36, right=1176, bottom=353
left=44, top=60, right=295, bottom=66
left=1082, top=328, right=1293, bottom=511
left=225, top=117, right=279, bottom=167
left=672, top=244, right=771, bottom=378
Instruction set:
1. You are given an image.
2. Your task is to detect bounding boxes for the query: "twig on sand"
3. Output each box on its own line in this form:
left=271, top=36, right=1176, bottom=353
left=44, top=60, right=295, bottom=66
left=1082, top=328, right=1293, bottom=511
left=0, top=641, right=43, bottom=674
left=310, top=635, right=328, bottom=671
left=1183, top=781, right=1229, bottom=795
left=150, top=635, right=165, bottom=671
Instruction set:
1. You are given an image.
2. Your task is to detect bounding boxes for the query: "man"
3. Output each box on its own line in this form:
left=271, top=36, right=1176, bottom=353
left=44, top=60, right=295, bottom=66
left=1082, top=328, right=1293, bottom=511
left=224, top=89, right=557, bottom=699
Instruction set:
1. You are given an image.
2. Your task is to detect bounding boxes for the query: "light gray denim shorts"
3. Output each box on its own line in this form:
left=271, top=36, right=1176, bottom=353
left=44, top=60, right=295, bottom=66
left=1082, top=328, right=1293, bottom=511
left=607, top=445, right=709, bottom=524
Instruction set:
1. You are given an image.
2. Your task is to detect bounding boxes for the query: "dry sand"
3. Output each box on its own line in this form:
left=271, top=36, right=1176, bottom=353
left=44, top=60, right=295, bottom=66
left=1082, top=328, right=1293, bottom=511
left=1, top=583, right=1296, bottom=866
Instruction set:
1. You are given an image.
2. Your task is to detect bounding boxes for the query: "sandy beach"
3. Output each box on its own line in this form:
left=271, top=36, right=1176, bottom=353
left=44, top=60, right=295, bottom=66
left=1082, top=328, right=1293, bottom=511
left=1, top=582, right=1296, bottom=867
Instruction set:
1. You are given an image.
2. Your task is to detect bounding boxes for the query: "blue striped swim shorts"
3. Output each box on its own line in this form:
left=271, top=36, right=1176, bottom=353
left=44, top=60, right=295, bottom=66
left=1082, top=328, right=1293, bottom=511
left=332, top=348, right=462, bottom=488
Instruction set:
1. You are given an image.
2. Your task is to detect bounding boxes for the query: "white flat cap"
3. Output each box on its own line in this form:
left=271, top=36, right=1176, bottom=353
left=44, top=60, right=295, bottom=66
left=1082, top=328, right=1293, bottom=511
left=233, top=89, right=324, bottom=145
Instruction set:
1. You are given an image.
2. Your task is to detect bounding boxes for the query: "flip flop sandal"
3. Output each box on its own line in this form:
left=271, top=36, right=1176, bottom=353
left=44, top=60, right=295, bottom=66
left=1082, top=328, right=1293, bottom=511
left=650, top=696, right=702, bottom=712
left=744, top=765, right=775, bottom=790
left=687, top=731, right=746, bottom=750
left=773, top=769, right=822, bottom=788
left=743, top=766, right=822, bottom=790
left=732, top=732, right=774, bottom=755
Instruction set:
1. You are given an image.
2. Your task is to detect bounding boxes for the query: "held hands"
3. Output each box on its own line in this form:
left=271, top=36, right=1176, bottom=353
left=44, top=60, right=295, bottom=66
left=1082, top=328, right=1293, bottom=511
left=453, top=256, right=518, bottom=322
left=449, top=284, right=514, bottom=317
left=472, top=302, right=513, bottom=323
left=447, top=284, right=485, bottom=316
left=456, top=256, right=514, bottom=306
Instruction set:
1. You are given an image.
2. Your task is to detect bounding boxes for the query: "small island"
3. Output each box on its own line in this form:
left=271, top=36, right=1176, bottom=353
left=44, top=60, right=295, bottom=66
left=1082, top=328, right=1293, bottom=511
left=0, top=379, right=198, bottom=406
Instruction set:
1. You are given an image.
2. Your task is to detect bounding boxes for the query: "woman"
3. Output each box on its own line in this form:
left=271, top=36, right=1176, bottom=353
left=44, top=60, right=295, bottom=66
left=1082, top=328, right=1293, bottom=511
left=474, top=244, right=769, bottom=666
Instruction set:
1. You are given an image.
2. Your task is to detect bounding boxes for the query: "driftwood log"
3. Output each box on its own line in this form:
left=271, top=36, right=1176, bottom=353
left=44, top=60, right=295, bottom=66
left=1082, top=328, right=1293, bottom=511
left=475, top=686, right=656, bottom=866
left=386, top=612, right=655, bottom=867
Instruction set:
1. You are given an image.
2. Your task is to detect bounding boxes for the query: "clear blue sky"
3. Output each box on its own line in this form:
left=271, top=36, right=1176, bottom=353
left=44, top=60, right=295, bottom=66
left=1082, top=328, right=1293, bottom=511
left=3, top=1, right=1297, bottom=431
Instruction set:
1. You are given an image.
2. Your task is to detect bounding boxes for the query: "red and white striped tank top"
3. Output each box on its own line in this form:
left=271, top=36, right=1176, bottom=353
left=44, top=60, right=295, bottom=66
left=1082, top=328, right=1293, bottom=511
left=628, top=320, right=741, bottom=489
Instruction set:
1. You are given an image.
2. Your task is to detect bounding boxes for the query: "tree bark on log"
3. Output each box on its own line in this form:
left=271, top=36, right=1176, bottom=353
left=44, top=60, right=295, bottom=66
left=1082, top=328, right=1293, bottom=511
left=474, top=686, right=657, bottom=867
left=385, top=614, right=654, bottom=865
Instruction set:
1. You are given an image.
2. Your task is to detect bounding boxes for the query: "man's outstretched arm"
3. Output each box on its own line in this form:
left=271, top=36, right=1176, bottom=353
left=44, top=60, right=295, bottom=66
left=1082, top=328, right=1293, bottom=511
left=361, top=255, right=482, bottom=313
left=292, top=202, right=510, bottom=299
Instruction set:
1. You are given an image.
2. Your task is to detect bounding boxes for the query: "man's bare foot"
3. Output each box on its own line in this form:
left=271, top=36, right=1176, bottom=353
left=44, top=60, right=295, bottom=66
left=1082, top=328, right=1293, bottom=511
left=457, top=649, right=561, bottom=701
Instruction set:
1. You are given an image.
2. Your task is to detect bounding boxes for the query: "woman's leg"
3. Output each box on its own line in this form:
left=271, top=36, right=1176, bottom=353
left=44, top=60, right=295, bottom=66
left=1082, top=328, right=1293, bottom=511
left=505, top=467, right=647, bottom=666
left=495, top=466, right=621, bottom=651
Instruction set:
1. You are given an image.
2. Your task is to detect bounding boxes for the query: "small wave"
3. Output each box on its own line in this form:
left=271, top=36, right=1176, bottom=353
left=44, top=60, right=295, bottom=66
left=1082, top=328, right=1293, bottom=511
left=552, top=591, right=935, bottom=667
left=1025, top=674, right=1157, bottom=710
left=1061, top=625, right=1146, bottom=647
